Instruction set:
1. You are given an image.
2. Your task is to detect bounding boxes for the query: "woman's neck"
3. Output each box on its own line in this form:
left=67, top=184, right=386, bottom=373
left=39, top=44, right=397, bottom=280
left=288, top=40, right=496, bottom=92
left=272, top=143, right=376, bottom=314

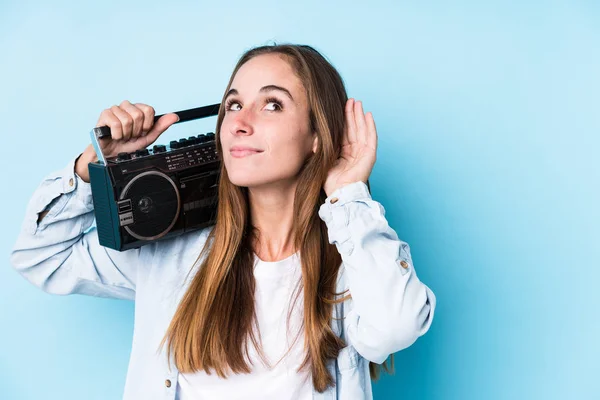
left=247, top=179, right=298, bottom=262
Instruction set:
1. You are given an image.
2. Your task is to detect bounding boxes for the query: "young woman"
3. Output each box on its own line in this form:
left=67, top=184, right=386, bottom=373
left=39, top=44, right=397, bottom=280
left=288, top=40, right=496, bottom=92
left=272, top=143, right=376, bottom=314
left=10, top=44, right=436, bottom=400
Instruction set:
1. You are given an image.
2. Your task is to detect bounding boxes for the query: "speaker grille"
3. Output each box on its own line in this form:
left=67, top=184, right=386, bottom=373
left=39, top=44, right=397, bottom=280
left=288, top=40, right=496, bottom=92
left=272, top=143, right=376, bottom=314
left=120, top=171, right=180, bottom=240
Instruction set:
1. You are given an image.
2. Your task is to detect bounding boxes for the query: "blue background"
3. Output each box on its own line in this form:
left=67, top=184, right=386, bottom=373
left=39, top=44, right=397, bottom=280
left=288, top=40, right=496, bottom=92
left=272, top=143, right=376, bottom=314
left=1, top=1, right=598, bottom=399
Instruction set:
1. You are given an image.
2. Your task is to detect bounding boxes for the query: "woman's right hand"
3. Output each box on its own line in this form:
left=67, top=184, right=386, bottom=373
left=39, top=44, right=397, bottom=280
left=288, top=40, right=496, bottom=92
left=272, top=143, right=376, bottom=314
left=75, top=100, right=179, bottom=182
left=95, top=100, right=179, bottom=158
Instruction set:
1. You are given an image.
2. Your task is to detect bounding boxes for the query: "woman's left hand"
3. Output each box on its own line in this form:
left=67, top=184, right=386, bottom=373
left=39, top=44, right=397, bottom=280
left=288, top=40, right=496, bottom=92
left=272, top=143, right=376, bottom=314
left=323, top=98, right=378, bottom=197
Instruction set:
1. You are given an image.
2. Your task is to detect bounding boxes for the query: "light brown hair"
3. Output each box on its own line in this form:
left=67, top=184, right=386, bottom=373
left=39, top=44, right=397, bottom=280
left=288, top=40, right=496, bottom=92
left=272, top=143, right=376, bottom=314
left=160, top=43, right=393, bottom=392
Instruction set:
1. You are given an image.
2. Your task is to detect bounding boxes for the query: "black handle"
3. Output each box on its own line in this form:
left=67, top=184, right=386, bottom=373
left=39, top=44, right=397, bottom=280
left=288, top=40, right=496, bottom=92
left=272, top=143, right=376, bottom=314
left=95, top=103, right=221, bottom=139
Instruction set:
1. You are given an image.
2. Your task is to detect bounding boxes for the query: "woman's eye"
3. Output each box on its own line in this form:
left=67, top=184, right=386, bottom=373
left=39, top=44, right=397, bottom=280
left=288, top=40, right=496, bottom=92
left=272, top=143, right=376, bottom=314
left=225, top=99, right=282, bottom=112
left=227, top=102, right=241, bottom=111
left=265, top=101, right=282, bottom=111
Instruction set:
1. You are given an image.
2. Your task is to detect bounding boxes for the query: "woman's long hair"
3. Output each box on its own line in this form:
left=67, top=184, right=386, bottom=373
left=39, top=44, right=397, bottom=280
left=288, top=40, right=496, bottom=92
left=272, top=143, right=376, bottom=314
left=159, top=43, right=393, bottom=392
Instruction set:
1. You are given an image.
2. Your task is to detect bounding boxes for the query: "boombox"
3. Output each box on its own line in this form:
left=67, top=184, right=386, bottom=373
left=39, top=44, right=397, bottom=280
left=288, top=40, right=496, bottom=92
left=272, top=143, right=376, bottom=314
left=87, top=104, right=221, bottom=251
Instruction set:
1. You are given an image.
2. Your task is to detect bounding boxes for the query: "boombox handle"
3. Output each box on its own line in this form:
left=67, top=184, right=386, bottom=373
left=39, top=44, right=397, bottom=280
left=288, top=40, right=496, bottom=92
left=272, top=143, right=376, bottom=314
left=89, top=103, right=221, bottom=165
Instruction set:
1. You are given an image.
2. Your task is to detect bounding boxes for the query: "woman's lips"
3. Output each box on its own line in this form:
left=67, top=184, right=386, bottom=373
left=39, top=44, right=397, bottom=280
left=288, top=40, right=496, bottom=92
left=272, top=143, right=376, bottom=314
left=230, top=149, right=263, bottom=158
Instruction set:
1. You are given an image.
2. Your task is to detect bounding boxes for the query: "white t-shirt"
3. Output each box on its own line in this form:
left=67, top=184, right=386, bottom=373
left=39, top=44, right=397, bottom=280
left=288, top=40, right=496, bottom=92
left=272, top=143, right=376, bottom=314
left=176, top=251, right=312, bottom=400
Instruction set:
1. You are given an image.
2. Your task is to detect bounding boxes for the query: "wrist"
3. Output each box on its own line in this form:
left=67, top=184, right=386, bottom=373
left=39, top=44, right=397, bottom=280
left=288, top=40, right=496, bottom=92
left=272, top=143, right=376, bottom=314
left=75, top=145, right=97, bottom=183
left=324, top=180, right=366, bottom=198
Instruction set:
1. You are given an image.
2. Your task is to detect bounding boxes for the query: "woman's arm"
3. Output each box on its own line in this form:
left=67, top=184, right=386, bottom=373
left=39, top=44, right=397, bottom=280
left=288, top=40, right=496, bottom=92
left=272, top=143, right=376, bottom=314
left=318, top=181, right=436, bottom=364
left=9, top=153, right=147, bottom=300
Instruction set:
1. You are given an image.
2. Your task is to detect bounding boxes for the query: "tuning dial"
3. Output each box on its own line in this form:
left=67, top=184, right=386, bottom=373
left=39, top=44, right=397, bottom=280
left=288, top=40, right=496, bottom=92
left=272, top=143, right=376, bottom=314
left=187, top=136, right=198, bottom=145
left=179, top=138, right=189, bottom=147
left=117, top=152, right=131, bottom=161
left=197, top=134, right=208, bottom=143
left=153, top=144, right=167, bottom=153
left=170, top=140, right=180, bottom=149
left=135, top=149, right=149, bottom=157
left=206, top=132, right=215, bottom=141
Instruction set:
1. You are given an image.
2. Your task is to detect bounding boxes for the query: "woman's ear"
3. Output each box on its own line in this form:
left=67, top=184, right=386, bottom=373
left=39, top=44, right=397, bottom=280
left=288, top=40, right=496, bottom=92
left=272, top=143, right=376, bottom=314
left=312, top=133, right=318, bottom=153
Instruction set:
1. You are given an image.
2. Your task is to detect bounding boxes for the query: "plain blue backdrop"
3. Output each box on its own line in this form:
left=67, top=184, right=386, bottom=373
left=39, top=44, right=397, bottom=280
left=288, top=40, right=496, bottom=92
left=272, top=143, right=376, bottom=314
left=1, top=1, right=598, bottom=399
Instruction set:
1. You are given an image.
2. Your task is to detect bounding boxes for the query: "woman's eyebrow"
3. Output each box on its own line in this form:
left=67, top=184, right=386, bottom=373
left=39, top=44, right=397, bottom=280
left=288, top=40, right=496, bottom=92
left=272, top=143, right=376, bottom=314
left=225, top=85, right=294, bottom=101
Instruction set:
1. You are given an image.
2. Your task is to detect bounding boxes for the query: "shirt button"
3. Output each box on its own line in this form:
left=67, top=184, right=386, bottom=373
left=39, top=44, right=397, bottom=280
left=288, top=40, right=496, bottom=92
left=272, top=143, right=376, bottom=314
left=68, top=177, right=74, bottom=187
left=400, top=260, right=409, bottom=269
left=165, top=379, right=171, bottom=388
left=330, top=197, right=339, bottom=204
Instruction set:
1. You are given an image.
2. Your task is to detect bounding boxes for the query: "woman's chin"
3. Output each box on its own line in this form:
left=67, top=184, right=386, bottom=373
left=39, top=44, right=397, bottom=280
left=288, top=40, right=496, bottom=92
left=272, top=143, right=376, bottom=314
left=228, top=175, right=261, bottom=188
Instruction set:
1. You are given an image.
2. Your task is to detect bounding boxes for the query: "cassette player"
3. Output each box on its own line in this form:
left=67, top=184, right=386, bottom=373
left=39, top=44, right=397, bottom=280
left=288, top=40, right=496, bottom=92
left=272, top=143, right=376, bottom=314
left=87, top=103, right=221, bottom=251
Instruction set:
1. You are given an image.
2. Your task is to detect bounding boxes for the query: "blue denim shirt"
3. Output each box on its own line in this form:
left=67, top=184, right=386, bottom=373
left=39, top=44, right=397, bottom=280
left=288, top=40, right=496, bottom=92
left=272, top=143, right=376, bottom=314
left=10, top=155, right=436, bottom=400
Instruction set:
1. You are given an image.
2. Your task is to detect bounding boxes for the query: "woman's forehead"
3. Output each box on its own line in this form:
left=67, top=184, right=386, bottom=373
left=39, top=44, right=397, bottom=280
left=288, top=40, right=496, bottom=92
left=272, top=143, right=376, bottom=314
left=231, top=54, right=305, bottom=98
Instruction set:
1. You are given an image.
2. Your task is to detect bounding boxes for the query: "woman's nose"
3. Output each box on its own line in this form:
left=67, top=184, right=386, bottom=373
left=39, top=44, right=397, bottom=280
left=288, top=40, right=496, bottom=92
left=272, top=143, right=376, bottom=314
left=230, top=107, right=254, bottom=136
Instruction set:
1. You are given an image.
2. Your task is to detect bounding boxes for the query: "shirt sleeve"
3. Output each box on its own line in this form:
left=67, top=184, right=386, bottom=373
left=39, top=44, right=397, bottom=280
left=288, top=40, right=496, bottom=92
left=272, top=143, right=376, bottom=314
left=9, top=153, right=147, bottom=301
left=318, top=181, right=436, bottom=364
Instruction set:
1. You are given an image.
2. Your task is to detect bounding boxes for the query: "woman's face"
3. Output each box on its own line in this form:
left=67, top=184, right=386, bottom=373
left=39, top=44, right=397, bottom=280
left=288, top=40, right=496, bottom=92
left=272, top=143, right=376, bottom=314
left=220, top=53, right=318, bottom=188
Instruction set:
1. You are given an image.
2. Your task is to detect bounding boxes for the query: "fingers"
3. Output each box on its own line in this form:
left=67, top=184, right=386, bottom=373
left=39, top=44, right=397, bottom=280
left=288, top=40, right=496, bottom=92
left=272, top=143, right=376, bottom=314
left=110, top=105, right=135, bottom=141
left=144, top=113, right=179, bottom=144
left=96, top=101, right=156, bottom=141
left=96, top=108, right=124, bottom=140
left=134, top=103, right=155, bottom=135
left=345, top=98, right=357, bottom=144
left=346, top=98, right=377, bottom=148
left=354, top=100, right=367, bottom=144
left=365, top=111, right=378, bottom=149
left=120, top=100, right=145, bottom=138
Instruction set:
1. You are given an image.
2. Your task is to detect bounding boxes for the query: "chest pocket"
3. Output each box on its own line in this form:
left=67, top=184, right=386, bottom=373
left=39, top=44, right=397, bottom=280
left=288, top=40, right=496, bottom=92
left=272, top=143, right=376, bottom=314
left=336, top=345, right=368, bottom=399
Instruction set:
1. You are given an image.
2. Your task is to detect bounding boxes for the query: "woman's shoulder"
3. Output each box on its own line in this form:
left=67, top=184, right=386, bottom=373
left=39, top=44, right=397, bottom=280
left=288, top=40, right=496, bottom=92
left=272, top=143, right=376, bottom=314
left=142, top=224, right=215, bottom=275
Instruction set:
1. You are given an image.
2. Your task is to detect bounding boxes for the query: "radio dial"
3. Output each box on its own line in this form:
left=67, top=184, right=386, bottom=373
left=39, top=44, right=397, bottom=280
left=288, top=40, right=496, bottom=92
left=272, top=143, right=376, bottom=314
left=153, top=145, right=167, bottom=153
left=117, top=152, right=131, bottom=161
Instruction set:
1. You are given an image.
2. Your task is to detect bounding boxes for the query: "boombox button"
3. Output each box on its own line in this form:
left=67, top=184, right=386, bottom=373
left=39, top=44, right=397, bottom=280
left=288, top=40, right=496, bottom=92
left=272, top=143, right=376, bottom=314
left=153, top=145, right=167, bottom=153
left=117, top=152, right=131, bottom=161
